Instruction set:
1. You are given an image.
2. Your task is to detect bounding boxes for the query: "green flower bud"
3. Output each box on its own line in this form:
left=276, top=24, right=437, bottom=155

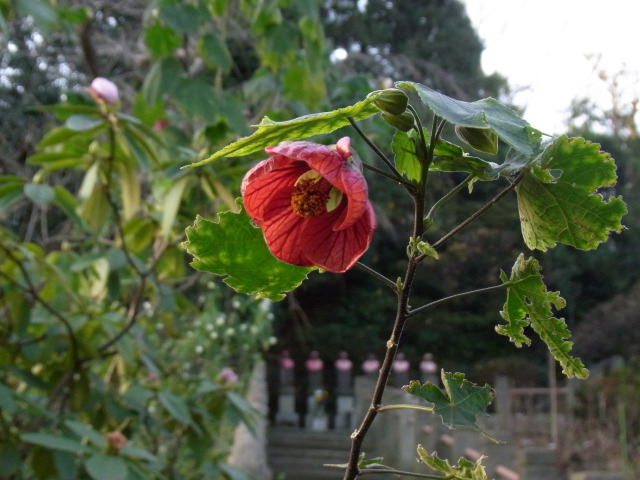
left=370, top=88, right=409, bottom=116
left=454, top=125, right=499, bottom=154
left=382, top=112, right=415, bottom=132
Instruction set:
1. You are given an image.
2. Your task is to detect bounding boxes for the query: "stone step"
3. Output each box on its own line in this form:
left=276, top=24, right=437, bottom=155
left=268, top=427, right=353, bottom=480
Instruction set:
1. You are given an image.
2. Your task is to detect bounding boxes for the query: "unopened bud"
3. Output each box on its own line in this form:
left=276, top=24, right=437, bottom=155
left=89, top=77, right=119, bottom=104
left=105, top=431, right=127, bottom=450
left=382, top=112, right=415, bottom=132
left=370, top=88, right=409, bottom=116
left=454, top=125, right=498, bottom=154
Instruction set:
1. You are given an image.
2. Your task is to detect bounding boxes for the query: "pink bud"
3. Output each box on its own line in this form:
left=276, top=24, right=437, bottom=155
left=220, top=367, right=238, bottom=383
left=90, top=77, right=119, bottom=104
left=105, top=431, right=128, bottom=450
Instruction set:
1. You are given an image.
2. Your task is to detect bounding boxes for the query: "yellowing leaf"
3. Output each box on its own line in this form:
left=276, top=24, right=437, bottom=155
left=498, top=254, right=588, bottom=379
left=417, top=447, right=487, bottom=480
left=517, top=136, right=627, bottom=251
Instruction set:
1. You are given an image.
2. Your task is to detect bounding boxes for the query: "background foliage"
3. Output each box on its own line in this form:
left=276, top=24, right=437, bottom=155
left=0, top=0, right=637, bottom=478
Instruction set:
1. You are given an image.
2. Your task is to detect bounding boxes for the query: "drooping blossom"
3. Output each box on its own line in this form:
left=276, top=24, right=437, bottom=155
left=89, top=77, right=119, bottom=104
left=241, top=137, right=376, bottom=273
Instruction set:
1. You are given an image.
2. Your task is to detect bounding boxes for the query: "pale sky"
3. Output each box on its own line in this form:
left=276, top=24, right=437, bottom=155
left=463, top=0, right=640, bottom=134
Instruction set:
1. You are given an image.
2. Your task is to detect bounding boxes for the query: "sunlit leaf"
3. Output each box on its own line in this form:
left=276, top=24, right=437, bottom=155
left=189, top=95, right=382, bottom=167
left=392, top=130, right=421, bottom=182
left=417, top=447, right=487, bottom=480
left=403, top=371, right=495, bottom=439
left=498, top=254, right=588, bottom=378
left=183, top=208, right=315, bottom=301
left=516, top=136, right=627, bottom=251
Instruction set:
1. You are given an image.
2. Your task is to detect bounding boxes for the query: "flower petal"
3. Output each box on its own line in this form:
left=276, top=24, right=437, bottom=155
left=242, top=158, right=308, bottom=221
left=266, top=140, right=369, bottom=230
left=259, top=187, right=315, bottom=267
left=299, top=202, right=376, bottom=272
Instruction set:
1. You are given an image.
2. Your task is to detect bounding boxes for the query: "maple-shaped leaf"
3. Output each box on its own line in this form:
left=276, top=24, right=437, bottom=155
left=498, top=254, right=588, bottom=379
left=417, top=447, right=487, bottom=480
left=516, top=135, right=627, bottom=251
left=182, top=209, right=314, bottom=301
left=188, top=96, right=382, bottom=167
left=403, top=371, right=495, bottom=439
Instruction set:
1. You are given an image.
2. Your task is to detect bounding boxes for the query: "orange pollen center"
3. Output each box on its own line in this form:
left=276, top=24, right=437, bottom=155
left=291, top=179, right=330, bottom=217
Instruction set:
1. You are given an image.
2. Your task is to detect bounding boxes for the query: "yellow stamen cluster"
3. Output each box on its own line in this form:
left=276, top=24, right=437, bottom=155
left=291, top=178, right=329, bottom=217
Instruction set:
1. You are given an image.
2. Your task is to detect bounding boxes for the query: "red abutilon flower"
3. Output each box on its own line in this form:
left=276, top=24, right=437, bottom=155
left=241, top=137, right=376, bottom=273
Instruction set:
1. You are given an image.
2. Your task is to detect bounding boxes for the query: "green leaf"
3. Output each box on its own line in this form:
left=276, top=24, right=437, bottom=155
left=397, top=81, right=538, bottom=156
left=498, top=254, right=588, bottom=378
left=66, top=114, right=105, bottom=131
left=189, top=95, right=382, bottom=167
left=119, top=446, right=159, bottom=463
left=199, top=32, right=232, bottom=69
left=64, top=420, right=107, bottom=450
left=392, top=130, right=421, bottom=182
left=158, top=392, right=194, bottom=426
left=0, top=443, right=21, bottom=476
left=145, top=23, right=182, bottom=57
left=417, top=447, right=488, bottom=480
left=21, top=433, right=96, bottom=454
left=516, top=136, right=627, bottom=251
left=15, top=0, right=58, bottom=33
left=173, top=77, right=218, bottom=122
left=85, top=453, right=128, bottom=480
left=158, top=2, right=202, bottom=33
left=403, top=371, right=495, bottom=438
left=24, top=183, right=55, bottom=205
left=183, top=209, right=314, bottom=301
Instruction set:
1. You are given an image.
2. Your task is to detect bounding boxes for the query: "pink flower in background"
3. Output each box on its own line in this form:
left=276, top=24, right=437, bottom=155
left=241, top=137, right=376, bottom=273
left=89, top=77, right=119, bottom=104
left=220, top=367, right=238, bottom=384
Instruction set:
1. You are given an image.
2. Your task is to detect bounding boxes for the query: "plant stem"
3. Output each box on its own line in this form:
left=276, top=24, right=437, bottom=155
left=407, top=283, right=509, bottom=318
left=428, top=170, right=526, bottom=252
left=348, top=117, right=409, bottom=186
left=356, top=262, right=399, bottom=293
left=343, top=258, right=417, bottom=480
left=425, top=174, right=474, bottom=222
left=358, top=468, right=446, bottom=479
left=376, top=404, right=434, bottom=413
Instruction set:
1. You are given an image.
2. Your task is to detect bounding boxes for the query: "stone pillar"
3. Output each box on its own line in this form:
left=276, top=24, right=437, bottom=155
left=361, top=353, right=380, bottom=381
left=275, top=350, right=297, bottom=426
left=391, top=352, right=410, bottom=387
left=305, top=351, right=327, bottom=430
left=419, top=353, right=438, bottom=385
left=334, top=351, right=354, bottom=429
left=227, top=362, right=272, bottom=480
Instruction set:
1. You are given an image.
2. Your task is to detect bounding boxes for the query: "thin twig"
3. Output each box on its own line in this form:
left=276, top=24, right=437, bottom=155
left=428, top=170, right=526, bottom=252
left=348, top=117, right=408, bottom=186
left=425, top=174, right=474, bottom=221
left=407, top=283, right=509, bottom=318
left=356, top=262, right=398, bottom=293
left=359, top=468, right=445, bottom=479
